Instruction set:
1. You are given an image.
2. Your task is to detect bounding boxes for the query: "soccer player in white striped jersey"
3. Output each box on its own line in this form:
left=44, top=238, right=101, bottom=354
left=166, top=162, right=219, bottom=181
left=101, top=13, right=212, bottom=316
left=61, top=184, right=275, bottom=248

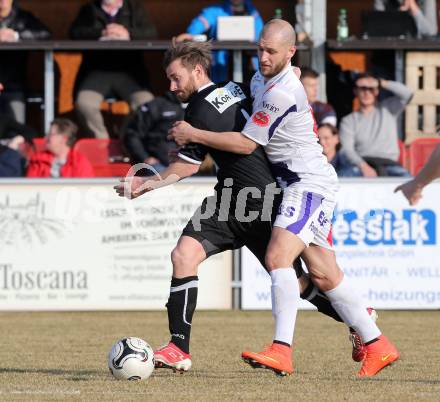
left=169, top=19, right=399, bottom=378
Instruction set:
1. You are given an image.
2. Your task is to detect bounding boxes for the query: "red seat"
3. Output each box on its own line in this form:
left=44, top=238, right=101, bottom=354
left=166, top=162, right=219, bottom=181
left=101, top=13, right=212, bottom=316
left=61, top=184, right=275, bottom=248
left=73, top=139, right=131, bottom=177
left=93, top=163, right=131, bottom=177
left=408, top=138, right=440, bottom=176
left=398, top=139, right=407, bottom=169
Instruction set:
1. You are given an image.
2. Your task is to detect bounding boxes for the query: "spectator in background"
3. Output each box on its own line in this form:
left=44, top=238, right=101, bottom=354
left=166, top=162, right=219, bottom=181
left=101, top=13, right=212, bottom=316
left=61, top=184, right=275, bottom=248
left=122, top=91, right=184, bottom=172
left=340, top=73, right=412, bottom=177
left=0, top=81, right=35, bottom=176
left=374, top=0, right=438, bottom=36
left=69, top=0, right=156, bottom=139
left=300, top=67, right=337, bottom=127
left=0, top=82, right=37, bottom=141
left=0, top=0, right=51, bottom=123
left=27, top=118, right=94, bottom=178
left=317, top=123, right=360, bottom=177
left=0, top=134, right=25, bottom=177
left=176, top=0, right=263, bottom=82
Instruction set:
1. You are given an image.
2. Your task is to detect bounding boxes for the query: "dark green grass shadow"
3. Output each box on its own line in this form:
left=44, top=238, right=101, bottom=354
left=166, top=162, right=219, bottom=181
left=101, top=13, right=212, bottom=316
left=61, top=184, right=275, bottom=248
left=0, top=367, right=104, bottom=381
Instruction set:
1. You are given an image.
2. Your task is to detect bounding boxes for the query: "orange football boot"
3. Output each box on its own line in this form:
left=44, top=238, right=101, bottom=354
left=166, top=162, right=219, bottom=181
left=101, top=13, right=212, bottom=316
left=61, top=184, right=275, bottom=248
left=242, top=343, right=293, bottom=376
left=358, top=335, right=400, bottom=377
left=350, top=307, right=379, bottom=362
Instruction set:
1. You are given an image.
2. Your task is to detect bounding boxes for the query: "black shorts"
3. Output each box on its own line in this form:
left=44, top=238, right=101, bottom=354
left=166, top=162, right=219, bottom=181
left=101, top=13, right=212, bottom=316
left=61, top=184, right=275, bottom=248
left=181, top=196, right=303, bottom=276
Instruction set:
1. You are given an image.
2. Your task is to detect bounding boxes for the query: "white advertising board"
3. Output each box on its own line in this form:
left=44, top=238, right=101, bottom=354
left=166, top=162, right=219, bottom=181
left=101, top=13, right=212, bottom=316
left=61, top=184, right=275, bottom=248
left=242, top=180, right=440, bottom=310
left=0, top=179, right=232, bottom=310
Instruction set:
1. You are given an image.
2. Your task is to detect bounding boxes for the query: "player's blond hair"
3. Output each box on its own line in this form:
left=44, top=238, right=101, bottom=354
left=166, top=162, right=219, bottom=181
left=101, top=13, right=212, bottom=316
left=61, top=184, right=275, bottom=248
left=163, top=39, right=213, bottom=77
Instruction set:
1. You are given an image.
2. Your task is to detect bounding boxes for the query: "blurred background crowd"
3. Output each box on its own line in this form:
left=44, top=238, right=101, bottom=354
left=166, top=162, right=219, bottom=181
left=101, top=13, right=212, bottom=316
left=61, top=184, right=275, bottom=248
left=0, top=0, right=439, bottom=179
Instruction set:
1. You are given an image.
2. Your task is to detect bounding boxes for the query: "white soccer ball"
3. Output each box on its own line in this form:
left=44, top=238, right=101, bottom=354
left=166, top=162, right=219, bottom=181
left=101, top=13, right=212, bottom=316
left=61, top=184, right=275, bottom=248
left=108, top=337, right=155, bottom=380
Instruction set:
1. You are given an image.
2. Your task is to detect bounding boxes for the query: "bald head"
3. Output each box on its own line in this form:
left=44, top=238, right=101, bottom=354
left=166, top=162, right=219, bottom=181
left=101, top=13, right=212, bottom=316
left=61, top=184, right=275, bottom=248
left=257, top=19, right=296, bottom=79
left=261, top=19, right=296, bottom=46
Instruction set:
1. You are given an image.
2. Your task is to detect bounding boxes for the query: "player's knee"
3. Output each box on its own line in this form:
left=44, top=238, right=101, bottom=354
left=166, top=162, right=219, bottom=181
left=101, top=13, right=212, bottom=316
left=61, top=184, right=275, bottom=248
left=76, top=92, right=101, bottom=113
left=308, top=265, right=343, bottom=291
left=171, top=246, right=197, bottom=276
left=265, top=251, right=282, bottom=271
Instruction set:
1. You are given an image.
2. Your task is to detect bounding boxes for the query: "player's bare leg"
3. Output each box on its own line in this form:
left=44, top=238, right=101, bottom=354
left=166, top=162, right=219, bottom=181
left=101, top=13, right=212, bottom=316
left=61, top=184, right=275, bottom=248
left=242, top=228, right=304, bottom=376
left=154, top=236, right=206, bottom=373
left=302, top=245, right=399, bottom=376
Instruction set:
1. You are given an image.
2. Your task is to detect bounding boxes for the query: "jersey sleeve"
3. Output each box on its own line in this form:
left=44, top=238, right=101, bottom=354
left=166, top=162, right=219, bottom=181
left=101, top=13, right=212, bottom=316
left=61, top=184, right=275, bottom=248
left=178, top=143, right=208, bottom=165
left=177, top=115, right=210, bottom=165
left=242, top=88, right=297, bottom=146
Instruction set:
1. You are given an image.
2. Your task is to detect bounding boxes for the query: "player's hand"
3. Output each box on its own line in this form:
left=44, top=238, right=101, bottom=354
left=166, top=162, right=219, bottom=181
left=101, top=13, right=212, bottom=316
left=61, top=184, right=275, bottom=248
left=0, top=82, right=4, bottom=92
left=394, top=179, right=423, bottom=206
left=113, top=176, right=157, bottom=199
left=168, top=121, right=195, bottom=146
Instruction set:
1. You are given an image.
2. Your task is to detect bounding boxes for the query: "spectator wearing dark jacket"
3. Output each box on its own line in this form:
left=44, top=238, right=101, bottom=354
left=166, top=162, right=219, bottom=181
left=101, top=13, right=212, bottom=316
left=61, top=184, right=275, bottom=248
left=0, top=135, right=25, bottom=177
left=70, top=0, right=157, bottom=139
left=122, top=91, right=184, bottom=171
left=375, top=0, right=437, bottom=37
left=0, top=0, right=51, bottom=123
left=27, top=118, right=94, bottom=178
left=0, top=113, right=37, bottom=142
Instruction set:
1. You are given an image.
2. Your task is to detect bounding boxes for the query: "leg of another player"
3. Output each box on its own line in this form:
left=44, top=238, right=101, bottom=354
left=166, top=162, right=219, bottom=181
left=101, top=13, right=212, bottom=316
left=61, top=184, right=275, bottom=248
left=242, top=228, right=304, bottom=376
left=296, top=268, right=343, bottom=323
left=302, top=246, right=378, bottom=337
left=155, top=236, right=206, bottom=372
left=301, top=245, right=400, bottom=377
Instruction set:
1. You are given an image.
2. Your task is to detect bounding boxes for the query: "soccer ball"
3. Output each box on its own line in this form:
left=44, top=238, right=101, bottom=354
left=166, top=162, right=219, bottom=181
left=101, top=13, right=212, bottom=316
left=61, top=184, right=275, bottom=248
left=108, top=337, right=155, bottom=380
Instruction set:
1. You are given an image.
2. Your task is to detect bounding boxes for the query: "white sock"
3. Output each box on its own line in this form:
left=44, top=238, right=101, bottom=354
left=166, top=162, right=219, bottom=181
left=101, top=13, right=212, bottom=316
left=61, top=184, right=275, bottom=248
left=324, top=277, right=381, bottom=343
left=270, top=268, right=300, bottom=346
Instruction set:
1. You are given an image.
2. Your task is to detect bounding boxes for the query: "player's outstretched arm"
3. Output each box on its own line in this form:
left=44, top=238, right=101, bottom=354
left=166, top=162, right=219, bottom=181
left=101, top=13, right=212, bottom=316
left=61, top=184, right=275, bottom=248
left=394, top=144, right=440, bottom=205
left=169, top=121, right=258, bottom=154
left=114, top=159, right=200, bottom=199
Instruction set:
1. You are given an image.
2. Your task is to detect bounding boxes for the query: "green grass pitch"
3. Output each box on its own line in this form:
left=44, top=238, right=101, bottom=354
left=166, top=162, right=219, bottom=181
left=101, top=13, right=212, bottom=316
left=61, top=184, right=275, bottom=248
left=0, top=310, right=439, bottom=401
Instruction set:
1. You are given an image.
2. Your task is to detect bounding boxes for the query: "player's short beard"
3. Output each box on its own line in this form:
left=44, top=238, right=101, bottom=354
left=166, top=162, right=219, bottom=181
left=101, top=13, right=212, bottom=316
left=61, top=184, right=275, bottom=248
left=176, top=76, right=198, bottom=103
left=261, top=58, right=289, bottom=79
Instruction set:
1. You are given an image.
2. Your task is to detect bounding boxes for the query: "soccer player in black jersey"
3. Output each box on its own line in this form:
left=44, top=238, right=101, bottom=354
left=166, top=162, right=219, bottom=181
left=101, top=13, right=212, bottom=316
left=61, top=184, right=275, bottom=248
left=114, top=41, right=368, bottom=375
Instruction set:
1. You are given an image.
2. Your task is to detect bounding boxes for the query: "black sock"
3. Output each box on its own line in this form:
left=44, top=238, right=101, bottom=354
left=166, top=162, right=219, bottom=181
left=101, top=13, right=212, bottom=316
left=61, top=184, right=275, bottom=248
left=166, top=276, right=198, bottom=354
left=365, top=337, right=379, bottom=346
left=300, top=282, right=344, bottom=323
left=273, top=340, right=291, bottom=347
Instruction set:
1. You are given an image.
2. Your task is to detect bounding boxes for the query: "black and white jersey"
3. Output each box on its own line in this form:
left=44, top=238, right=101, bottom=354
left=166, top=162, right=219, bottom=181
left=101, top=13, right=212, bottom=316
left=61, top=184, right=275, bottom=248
left=178, top=81, right=276, bottom=209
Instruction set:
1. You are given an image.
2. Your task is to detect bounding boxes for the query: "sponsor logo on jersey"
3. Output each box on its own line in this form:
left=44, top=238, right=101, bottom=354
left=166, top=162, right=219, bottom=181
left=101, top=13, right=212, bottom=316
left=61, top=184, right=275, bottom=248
left=252, top=111, right=270, bottom=126
left=263, top=101, right=280, bottom=113
left=205, top=81, right=247, bottom=113
left=332, top=208, right=436, bottom=246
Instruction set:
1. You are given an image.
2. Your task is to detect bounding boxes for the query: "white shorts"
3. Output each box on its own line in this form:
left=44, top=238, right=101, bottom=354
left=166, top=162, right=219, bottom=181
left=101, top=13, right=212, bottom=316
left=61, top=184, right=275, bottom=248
left=273, top=186, right=335, bottom=250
